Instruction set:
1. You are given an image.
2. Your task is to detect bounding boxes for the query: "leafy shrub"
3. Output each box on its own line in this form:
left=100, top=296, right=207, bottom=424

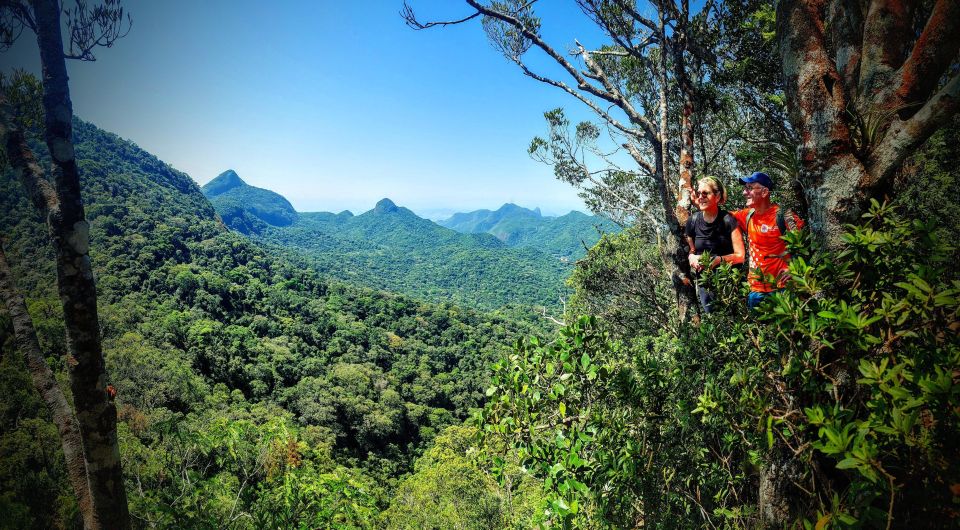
left=480, top=201, right=960, bottom=528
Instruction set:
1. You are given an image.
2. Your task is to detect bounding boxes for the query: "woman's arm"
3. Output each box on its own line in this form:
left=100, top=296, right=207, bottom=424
left=710, top=227, right=745, bottom=268
left=686, top=235, right=702, bottom=272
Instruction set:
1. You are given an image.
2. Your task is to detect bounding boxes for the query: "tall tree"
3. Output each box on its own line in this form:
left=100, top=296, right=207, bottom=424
left=403, top=0, right=727, bottom=314
left=0, top=1, right=131, bottom=528
left=777, top=0, right=960, bottom=246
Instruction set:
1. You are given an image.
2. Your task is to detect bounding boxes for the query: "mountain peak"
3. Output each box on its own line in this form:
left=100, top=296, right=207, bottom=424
left=202, top=169, right=247, bottom=198
left=495, top=203, right=540, bottom=217
left=202, top=170, right=298, bottom=231
left=373, top=198, right=399, bottom=214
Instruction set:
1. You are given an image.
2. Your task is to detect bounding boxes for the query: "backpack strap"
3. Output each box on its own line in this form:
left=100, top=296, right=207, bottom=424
left=687, top=211, right=703, bottom=253
left=743, top=208, right=756, bottom=271
left=769, top=207, right=799, bottom=259
left=776, top=207, right=798, bottom=235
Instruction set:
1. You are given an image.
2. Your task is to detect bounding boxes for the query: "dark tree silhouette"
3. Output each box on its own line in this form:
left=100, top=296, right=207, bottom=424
left=0, top=0, right=131, bottom=528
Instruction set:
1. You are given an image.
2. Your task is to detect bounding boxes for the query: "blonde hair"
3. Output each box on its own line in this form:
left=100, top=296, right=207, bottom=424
left=697, top=176, right=727, bottom=205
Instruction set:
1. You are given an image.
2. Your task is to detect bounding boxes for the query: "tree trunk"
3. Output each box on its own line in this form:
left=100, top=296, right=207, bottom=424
left=655, top=7, right=696, bottom=316
left=777, top=0, right=869, bottom=249
left=28, top=0, right=131, bottom=526
left=778, top=0, right=960, bottom=249
left=673, top=27, right=696, bottom=227
left=0, top=242, right=97, bottom=530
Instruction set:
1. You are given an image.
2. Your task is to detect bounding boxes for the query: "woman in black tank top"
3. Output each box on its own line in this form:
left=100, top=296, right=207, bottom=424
left=685, top=176, right=745, bottom=313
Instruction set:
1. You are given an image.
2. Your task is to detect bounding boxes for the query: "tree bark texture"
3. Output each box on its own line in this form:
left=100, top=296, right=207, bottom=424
left=777, top=0, right=960, bottom=249
left=0, top=242, right=97, bottom=530
left=25, top=0, right=131, bottom=526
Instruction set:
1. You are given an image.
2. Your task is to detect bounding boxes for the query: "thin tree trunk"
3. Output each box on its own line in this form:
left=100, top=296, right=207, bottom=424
left=673, top=26, right=696, bottom=227
left=28, top=0, right=130, bottom=526
left=655, top=5, right=695, bottom=315
left=0, top=242, right=97, bottom=530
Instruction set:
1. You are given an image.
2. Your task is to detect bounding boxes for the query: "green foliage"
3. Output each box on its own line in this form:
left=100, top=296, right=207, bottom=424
left=758, top=200, right=959, bottom=527
left=529, top=108, right=657, bottom=227
left=119, top=398, right=380, bottom=529
left=480, top=314, right=760, bottom=527
left=482, top=0, right=540, bottom=59
left=0, top=69, right=44, bottom=133
left=0, top=355, right=79, bottom=529
left=382, top=425, right=541, bottom=529
left=567, top=225, right=677, bottom=338
left=480, top=201, right=960, bottom=528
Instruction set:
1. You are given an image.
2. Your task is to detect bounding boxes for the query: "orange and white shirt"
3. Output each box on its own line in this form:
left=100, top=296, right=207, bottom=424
left=732, top=205, right=804, bottom=293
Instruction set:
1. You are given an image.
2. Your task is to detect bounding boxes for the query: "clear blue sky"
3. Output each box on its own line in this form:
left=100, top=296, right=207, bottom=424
left=4, top=0, right=619, bottom=219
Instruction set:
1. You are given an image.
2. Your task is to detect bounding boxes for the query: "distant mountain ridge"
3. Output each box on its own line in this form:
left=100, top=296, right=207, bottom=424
left=201, top=175, right=572, bottom=309
left=441, top=203, right=543, bottom=234
left=439, top=203, right=618, bottom=259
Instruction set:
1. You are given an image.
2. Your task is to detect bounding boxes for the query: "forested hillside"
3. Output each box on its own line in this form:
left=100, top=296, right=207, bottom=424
left=439, top=203, right=618, bottom=260
left=0, top=117, right=548, bottom=527
left=201, top=174, right=575, bottom=310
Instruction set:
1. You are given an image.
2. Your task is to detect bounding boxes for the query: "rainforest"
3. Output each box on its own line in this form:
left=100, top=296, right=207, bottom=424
left=1, top=1, right=958, bottom=528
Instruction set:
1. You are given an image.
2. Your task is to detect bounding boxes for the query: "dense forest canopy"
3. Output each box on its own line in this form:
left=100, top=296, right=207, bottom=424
left=1, top=115, right=551, bottom=527
left=1, top=0, right=959, bottom=528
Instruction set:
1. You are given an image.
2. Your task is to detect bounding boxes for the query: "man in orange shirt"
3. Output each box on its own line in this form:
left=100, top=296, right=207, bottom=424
left=731, top=172, right=804, bottom=310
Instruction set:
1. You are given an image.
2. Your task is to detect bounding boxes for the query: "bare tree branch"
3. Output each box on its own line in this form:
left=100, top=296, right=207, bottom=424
left=400, top=1, right=481, bottom=29
left=0, top=1, right=37, bottom=51
left=63, top=0, right=132, bottom=61
left=575, top=40, right=659, bottom=139
left=464, top=0, right=663, bottom=143
left=608, top=0, right=659, bottom=33
left=515, top=58, right=647, bottom=141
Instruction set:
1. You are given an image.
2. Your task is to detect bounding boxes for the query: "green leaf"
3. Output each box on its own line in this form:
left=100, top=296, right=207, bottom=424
left=767, top=416, right=774, bottom=449
left=835, top=457, right=860, bottom=470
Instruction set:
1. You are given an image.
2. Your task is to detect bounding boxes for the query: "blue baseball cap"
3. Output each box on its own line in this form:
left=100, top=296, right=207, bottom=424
left=739, top=171, right=774, bottom=190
